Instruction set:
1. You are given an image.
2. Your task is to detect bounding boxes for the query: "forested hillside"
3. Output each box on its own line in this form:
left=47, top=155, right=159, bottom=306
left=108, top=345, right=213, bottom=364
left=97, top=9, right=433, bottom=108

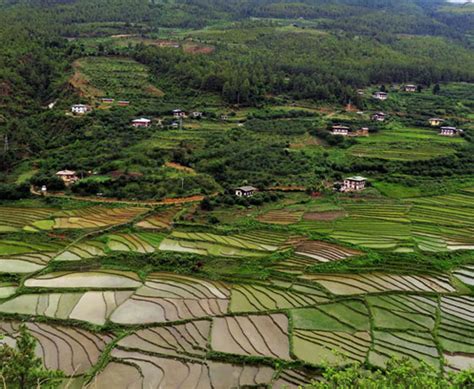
left=1, top=0, right=474, bottom=387
left=0, top=0, right=473, bottom=193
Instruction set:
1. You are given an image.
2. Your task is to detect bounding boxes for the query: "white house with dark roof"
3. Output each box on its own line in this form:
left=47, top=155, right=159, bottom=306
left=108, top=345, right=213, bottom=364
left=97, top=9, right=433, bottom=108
left=372, top=112, right=386, bottom=122
left=372, top=91, right=388, bottom=101
left=342, top=176, right=367, bottom=192
left=235, top=186, right=258, bottom=197
left=440, top=126, right=461, bottom=136
left=403, top=84, right=417, bottom=92
left=173, top=109, right=186, bottom=119
left=131, top=118, right=151, bottom=128
left=71, top=104, right=91, bottom=115
left=331, top=125, right=350, bottom=136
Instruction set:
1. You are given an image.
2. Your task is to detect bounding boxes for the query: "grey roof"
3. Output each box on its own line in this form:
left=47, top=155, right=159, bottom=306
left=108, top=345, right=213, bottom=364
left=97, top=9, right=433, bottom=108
left=236, top=186, right=258, bottom=192
left=345, top=176, right=367, bottom=182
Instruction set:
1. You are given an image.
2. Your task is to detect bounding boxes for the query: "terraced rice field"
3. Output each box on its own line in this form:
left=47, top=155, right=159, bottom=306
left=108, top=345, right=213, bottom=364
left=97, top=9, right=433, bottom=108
left=257, top=208, right=304, bottom=225
left=24, top=270, right=142, bottom=289
left=104, top=232, right=165, bottom=253
left=0, top=189, right=473, bottom=382
left=453, top=265, right=474, bottom=287
left=367, top=294, right=437, bottom=330
left=293, top=330, right=371, bottom=365
left=54, top=240, right=107, bottom=261
left=295, top=189, right=474, bottom=252
left=0, top=283, right=17, bottom=299
left=0, top=252, right=55, bottom=273
left=52, top=206, right=148, bottom=229
left=438, top=296, right=474, bottom=371
left=135, top=207, right=180, bottom=229
left=211, top=313, right=290, bottom=359
left=294, top=240, right=361, bottom=262
left=118, top=320, right=211, bottom=358
left=299, top=272, right=455, bottom=295
left=110, top=273, right=230, bottom=324
left=369, top=331, right=440, bottom=368
left=0, top=207, right=55, bottom=232
left=0, top=321, right=113, bottom=375
left=0, top=291, right=133, bottom=325
left=95, top=348, right=284, bottom=389
left=159, top=230, right=292, bottom=257
left=230, top=282, right=328, bottom=312
left=0, top=239, right=65, bottom=256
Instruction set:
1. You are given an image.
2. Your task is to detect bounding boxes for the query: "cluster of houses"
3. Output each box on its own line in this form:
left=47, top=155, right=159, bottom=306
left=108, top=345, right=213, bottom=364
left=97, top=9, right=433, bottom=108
left=71, top=99, right=130, bottom=115
left=427, top=118, right=463, bottom=136
left=331, top=125, right=369, bottom=137
left=130, top=109, right=207, bottom=129
left=234, top=176, right=369, bottom=198
left=371, top=85, right=418, bottom=100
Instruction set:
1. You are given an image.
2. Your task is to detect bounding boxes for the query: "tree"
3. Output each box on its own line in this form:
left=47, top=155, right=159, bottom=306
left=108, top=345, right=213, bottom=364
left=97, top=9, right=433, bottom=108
left=0, top=324, right=63, bottom=388
left=433, top=83, right=441, bottom=95
left=305, top=357, right=474, bottom=389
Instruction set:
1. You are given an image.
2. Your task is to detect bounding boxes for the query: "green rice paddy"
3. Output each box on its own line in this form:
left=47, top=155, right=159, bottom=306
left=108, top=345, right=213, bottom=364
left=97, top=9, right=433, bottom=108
left=0, top=189, right=472, bottom=382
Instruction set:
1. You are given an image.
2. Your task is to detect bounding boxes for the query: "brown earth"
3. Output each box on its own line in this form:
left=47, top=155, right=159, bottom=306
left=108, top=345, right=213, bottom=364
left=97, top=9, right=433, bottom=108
left=183, top=43, right=215, bottom=55
left=165, top=162, right=196, bottom=174
left=303, top=211, right=347, bottom=221
left=69, top=60, right=103, bottom=98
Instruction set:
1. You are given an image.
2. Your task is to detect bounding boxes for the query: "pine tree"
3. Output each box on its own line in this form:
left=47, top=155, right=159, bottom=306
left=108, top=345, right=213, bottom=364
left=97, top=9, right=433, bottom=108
left=0, top=325, right=63, bottom=388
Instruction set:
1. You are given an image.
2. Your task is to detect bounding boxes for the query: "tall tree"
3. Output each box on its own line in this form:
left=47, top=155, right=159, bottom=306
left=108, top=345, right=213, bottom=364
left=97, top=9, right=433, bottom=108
left=0, top=324, right=63, bottom=388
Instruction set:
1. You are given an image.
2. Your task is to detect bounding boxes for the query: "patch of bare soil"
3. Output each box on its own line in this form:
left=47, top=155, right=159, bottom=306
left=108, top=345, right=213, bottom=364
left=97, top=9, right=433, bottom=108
left=183, top=43, right=215, bottom=55
left=69, top=60, right=103, bottom=98
left=303, top=211, right=347, bottom=221
left=165, top=162, right=196, bottom=174
left=145, top=84, right=165, bottom=97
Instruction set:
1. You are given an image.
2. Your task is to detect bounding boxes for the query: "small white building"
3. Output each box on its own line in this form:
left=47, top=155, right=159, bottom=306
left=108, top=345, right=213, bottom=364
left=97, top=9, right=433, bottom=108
left=56, top=170, right=79, bottom=185
left=331, top=125, right=350, bottom=136
left=235, top=186, right=257, bottom=197
left=173, top=109, right=186, bottom=119
left=171, top=122, right=180, bottom=129
left=403, top=84, right=417, bottom=92
left=440, top=126, right=461, bottom=136
left=342, top=176, right=367, bottom=192
left=372, top=112, right=386, bottom=122
left=71, top=104, right=91, bottom=115
left=429, top=118, right=444, bottom=127
left=191, top=111, right=203, bottom=118
left=101, top=98, right=114, bottom=104
left=372, top=92, right=388, bottom=101
left=131, top=118, right=151, bottom=128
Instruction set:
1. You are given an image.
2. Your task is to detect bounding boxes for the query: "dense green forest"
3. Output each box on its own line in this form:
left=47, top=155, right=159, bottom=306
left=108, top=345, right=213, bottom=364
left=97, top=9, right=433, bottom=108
left=0, top=0, right=473, bottom=199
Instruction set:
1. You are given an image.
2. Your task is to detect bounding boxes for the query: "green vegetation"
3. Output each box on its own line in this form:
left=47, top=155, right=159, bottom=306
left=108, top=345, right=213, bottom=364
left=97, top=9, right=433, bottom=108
left=0, top=325, right=64, bottom=388
left=0, top=0, right=473, bottom=385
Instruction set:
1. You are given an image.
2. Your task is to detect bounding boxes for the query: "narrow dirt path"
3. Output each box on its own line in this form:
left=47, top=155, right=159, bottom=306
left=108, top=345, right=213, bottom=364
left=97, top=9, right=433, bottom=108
left=31, top=187, right=213, bottom=207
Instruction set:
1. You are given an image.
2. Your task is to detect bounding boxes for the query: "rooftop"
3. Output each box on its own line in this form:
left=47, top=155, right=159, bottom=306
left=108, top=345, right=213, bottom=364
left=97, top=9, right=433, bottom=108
left=236, top=186, right=258, bottom=192
left=56, top=170, right=76, bottom=175
left=345, top=176, right=367, bottom=182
